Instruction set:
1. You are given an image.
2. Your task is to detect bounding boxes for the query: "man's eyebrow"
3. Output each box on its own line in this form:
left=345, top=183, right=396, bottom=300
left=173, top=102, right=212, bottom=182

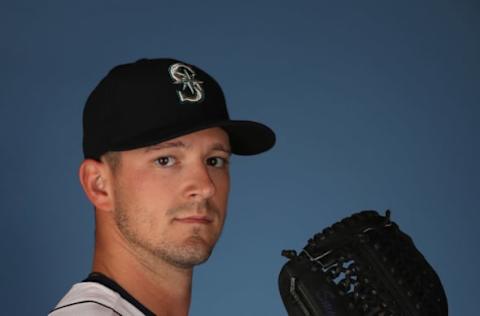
left=211, top=143, right=232, bottom=155
left=144, top=141, right=187, bottom=152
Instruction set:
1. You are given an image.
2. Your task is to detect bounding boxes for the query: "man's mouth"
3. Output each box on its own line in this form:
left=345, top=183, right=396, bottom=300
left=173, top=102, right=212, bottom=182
left=174, top=216, right=213, bottom=224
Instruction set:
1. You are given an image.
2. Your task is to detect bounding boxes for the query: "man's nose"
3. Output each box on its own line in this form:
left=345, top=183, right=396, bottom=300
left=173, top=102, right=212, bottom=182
left=184, top=163, right=216, bottom=200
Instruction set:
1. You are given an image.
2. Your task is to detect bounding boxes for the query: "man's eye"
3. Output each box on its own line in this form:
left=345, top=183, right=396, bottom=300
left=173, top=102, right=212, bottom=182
left=206, top=157, right=228, bottom=168
left=154, top=156, right=176, bottom=167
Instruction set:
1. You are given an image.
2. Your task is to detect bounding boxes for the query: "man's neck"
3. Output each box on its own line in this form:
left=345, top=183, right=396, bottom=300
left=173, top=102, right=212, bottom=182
left=93, top=225, right=193, bottom=316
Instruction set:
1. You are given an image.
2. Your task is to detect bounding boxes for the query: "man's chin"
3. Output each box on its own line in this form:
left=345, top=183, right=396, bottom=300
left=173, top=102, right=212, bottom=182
left=158, top=236, right=214, bottom=269
left=182, top=236, right=214, bottom=264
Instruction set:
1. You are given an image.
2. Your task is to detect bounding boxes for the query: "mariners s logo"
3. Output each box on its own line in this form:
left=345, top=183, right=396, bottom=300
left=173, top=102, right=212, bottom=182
left=169, top=63, right=204, bottom=103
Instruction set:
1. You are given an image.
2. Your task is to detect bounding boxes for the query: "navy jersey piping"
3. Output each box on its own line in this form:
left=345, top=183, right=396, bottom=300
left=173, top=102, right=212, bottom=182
left=83, top=272, right=156, bottom=316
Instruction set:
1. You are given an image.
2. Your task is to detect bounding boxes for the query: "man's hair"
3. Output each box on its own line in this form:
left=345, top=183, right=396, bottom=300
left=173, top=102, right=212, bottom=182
left=102, top=151, right=121, bottom=174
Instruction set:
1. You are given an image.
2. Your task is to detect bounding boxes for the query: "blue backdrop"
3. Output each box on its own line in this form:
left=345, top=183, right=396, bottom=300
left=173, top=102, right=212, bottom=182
left=1, top=1, right=478, bottom=315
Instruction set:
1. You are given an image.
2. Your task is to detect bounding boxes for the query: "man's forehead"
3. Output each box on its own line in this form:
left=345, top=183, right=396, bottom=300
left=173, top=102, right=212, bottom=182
left=143, top=128, right=231, bottom=153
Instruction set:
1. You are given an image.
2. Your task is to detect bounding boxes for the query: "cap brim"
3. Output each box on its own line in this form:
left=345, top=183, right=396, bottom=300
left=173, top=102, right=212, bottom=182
left=217, top=120, right=276, bottom=155
left=109, top=119, right=275, bottom=156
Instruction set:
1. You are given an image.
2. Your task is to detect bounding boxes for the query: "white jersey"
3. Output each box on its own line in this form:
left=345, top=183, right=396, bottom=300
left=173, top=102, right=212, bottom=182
left=49, top=273, right=155, bottom=316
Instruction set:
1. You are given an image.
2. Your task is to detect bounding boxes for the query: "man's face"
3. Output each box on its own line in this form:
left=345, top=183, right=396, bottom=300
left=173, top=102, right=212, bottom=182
left=108, top=127, right=231, bottom=269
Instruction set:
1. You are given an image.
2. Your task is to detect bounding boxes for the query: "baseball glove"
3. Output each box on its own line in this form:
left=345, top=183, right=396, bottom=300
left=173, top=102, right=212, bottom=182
left=278, top=210, right=448, bottom=316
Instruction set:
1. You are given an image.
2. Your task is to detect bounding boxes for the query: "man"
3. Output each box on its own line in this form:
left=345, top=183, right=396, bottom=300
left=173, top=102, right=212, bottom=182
left=50, top=58, right=275, bottom=315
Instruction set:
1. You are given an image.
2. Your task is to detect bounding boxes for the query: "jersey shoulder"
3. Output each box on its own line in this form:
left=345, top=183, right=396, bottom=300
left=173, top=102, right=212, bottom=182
left=49, top=282, right=144, bottom=316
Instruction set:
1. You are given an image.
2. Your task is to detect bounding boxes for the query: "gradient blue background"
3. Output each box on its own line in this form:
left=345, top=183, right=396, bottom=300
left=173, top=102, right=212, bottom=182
left=1, top=1, right=478, bottom=315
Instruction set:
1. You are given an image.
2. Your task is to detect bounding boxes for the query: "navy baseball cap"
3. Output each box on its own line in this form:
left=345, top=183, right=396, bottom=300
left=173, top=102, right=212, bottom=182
left=82, top=58, right=275, bottom=160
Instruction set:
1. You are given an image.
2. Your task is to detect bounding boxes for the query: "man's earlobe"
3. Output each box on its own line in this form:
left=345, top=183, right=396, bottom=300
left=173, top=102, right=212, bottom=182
left=79, top=159, right=113, bottom=212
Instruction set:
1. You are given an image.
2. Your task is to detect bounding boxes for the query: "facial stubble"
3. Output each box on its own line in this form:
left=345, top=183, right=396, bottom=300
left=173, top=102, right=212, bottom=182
left=113, top=195, right=223, bottom=269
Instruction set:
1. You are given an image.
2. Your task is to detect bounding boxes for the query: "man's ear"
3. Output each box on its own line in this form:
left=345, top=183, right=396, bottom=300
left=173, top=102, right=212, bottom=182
left=79, top=159, right=114, bottom=212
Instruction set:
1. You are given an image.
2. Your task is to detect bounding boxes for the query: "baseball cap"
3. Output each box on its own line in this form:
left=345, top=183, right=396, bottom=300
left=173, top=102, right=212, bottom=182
left=82, top=58, right=275, bottom=160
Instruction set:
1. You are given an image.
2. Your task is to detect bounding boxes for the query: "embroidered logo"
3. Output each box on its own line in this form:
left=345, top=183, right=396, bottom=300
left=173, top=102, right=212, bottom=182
left=169, top=63, right=204, bottom=103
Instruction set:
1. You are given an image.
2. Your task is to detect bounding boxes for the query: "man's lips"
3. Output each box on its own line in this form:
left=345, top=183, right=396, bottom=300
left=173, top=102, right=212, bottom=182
left=174, top=216, right=213, bottom=224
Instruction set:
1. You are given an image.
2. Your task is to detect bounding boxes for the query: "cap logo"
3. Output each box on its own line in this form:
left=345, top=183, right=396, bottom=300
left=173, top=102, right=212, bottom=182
left=169, top=63, right=204, bottom=103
